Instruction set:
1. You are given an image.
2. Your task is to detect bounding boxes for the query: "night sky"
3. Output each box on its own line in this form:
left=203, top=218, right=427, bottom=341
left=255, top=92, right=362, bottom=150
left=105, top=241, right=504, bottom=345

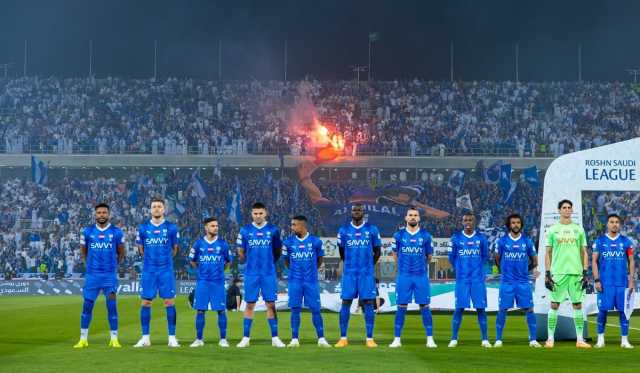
left=1, top=0, right=639, bottom=81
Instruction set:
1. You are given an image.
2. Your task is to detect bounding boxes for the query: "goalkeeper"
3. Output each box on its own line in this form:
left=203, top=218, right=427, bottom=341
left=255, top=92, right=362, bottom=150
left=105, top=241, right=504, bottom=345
left=544, top=199, right=591, bottom=349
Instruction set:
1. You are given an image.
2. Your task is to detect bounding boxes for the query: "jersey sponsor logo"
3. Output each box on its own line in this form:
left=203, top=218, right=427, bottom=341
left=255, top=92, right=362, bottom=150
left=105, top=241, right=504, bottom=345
left=400, top=246, right=422, bottom=254
left=556, top=237, right=577, bottom=245
left=503, top=251, right=527, bottom=260
left=200, top=255, right=223, bottom=263
left=458, top=248, right=480, bottom=256
left=89, top=242, right=112, bottom=250
left=145, top=237, right=169, bottom=245
left=248, top=239, right=271, bottom=246
left=346, top=239, right=369, bottom=246
left=602, top=251, right=626, bottom=259
left=291, top=251, right=314, bottom=260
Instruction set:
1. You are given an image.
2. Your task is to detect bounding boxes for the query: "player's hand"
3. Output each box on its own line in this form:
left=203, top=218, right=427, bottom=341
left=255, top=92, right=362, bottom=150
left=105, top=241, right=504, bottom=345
left=595, top=280, right=602, bottom=293
left=628, top=280, right=635, bottom=293
left=580, top=270, right=589, bottom=290
left=544, top=271, right=555, bottom=291
left=533, top=269, right=540, bottom=279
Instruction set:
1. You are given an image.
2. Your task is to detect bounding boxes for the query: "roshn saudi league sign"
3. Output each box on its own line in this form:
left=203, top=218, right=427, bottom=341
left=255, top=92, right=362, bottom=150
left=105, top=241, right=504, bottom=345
left=536, top=137, right=640, bottom=339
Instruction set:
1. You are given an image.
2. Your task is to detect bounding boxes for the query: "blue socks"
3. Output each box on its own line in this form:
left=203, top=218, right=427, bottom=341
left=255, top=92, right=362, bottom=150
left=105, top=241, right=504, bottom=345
left=106, top=298, right=118, bottom=332
left=421, top=306, right=433, bottom=337
left=311, top=308, right=325, bottom=338
left=339, top=303, right=351, bottom=338
left=394, top=306, right=407, bottom=338
left=451, top=308, right=463, bottom=340
left=496, top=309, right=507, bottom=341
left=477, top=308, right=488, bottom=341
left=526, top=310, right=537, bottom=341
left=620, top=311, right=629, bottom=337
left=364, top=303, right=375, bottom=339
left=140, top=305, right=151, bottom=335
left=196, top=311, right=205, bottom=340
left=291, top=307, right=301, bottom=339
left=268, top=317, right=278, bottom=337
left=80, top=299, right=95, bottom=329
left=217, top=311, right=227, bottom=339
left=243, top=318, right=253, bottom=338
left=166, top=305, right=177, bottom=336
left=597, top=310, right=607, bottom=334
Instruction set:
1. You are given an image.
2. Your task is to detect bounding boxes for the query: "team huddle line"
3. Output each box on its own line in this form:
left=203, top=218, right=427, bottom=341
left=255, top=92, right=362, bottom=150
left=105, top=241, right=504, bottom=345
left=73, top=198, right=635, bottom=350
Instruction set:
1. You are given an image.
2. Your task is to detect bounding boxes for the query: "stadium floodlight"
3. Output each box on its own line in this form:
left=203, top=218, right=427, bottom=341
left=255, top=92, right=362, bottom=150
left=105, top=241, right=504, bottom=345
left=626, top=68, right=640, bottom=83
left=350, top=65, right=367, bottom=84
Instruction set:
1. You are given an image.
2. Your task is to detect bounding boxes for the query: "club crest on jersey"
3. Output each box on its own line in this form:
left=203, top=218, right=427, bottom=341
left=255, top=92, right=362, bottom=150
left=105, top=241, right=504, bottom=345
left=163, top=229, right=167, bottom=233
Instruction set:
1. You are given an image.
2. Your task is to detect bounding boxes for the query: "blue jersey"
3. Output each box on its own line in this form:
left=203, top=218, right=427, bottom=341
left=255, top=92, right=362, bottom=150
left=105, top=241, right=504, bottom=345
left=496, top=233, right=536, bottom=283
left=136, top=219, right=180, bottom=272
left=188, top=237, right=231, bottom=282
left=391, top=228, right=433, bottom=276
left=449, top=231, right=489, bottom=282
left=236, top=222, right=282, bottom=276
left=337, top=222, right=382, bottom=276
left=81, top=224, right=124, bottom=275
left=593, top=234, right=633, bottom=288
left=283, top=233, right=324, bottom=282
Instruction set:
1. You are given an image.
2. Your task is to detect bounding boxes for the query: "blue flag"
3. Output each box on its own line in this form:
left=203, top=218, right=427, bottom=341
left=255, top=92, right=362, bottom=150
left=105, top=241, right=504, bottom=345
left=227, top=178, right=243, bottom=224
left=129, top=187, right=138, bottom=206
left=31, top=156, right=48, bottom=185
left=447, top=170, right=465, bottom=193
left=523, top=166, right=540, bottom=187
left=484, top=160, right=503, bottom=184
left=191, top=170, right=209, bottom=200
left=499, top=163, right=512, bottom=202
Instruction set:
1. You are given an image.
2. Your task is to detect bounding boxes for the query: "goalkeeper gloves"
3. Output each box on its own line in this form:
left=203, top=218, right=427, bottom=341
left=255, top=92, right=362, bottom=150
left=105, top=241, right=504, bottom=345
left=545, top=271, right=555, bottom=291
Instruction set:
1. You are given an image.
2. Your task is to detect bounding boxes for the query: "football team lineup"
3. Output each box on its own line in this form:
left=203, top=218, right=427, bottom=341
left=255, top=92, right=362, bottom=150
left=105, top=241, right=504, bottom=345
left=69, top=197, right=635, bottom=351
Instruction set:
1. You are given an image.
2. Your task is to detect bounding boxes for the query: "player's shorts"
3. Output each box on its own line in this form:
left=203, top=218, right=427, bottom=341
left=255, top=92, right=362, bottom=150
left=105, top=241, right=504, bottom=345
left=83, top=273, right=118, bottom=301
left=455, top=281, right=487, bottom=309
left=597, top=285, right=626, bottom=311
left=498, top=281, right=533, bottom=309
left=288, top=279, right=321, bottom=309
left=244, top=274, right=277, bottom=303
left=341, top=273, right=377, bottom=300
left=549, top=274, right=584, bottom=304
left=396, top=275, right=431, bottom=305
left=193, top=280, right=226, bottom=311
left=141, top=270, right=176, bottom=300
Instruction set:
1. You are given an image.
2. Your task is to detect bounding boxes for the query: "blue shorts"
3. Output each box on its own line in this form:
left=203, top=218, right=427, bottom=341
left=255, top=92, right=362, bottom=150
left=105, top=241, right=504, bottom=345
left=244, top=274, right=277, bottom=303
left=194, top=280, right=226, bottom=311
left=396, top=275, right=431, bottom=305
left=341, top=273, right=377, bottom=300
left=83, top=273, right=118, bottom=301
left=597, top=285, right=626, bottom=311
left=499, top=281, right=533, bottom=309
left=288, top=279, right=321, bottom=309
left=141, top=270, right=176, bottom=300
left=455, top=281, right=487, bottom=309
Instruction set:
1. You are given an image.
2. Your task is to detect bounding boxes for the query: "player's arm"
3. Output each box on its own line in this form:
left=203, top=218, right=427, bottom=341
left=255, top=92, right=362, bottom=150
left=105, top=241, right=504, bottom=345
left=117, top=243, right=125, bottom=264
left=282, top=243, right=289, bottom=268
left=171, top=226, right=180, bottom=257
left=495, top=241, right=502, bottom=268
left=79, top=229, right=87, bottom=263
left=316, top=239, right=324, bottom=268
left=272, top=229, right=282, bottom=262
left=448, top=238, right=457, bottom=266
left=136, top=226, right=144, bottom=256
left=592, top=250, right=601, bottom=292
left=224, top=243, right=231, bottom=271
left=425, top=234, right=433, bottom=272
left=627, top=243, right=635, bottom=291
left=236, top=230, right=246, bottom=263
left=544, top=245, right=552, bottom=272
left=372, top=227, right=382, bottom=265
left=337, top=230, right=345, bottom=261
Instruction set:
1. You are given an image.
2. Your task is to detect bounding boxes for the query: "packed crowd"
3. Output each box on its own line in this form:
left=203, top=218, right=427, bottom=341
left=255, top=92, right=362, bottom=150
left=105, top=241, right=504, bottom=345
left=0, top=167, right=546, bottom=280
left=1, top=77, right=639, bottom=156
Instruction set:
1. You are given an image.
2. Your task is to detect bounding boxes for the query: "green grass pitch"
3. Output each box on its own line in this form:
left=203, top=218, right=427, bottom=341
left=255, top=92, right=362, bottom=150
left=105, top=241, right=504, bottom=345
left=1, top=295, right=639, bottom=373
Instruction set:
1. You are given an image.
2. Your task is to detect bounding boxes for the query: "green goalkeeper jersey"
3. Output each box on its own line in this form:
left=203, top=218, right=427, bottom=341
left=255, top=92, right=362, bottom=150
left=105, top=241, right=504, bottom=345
left=545, top=222, right=586, bottom=275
